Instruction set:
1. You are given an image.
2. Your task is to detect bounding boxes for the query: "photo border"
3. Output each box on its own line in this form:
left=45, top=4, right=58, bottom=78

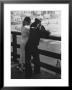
left=0, top=0, right=70, bottom=89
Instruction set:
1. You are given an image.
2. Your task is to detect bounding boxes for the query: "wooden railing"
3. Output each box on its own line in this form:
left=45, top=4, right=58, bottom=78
left=11, top=31, right=61, bottom=74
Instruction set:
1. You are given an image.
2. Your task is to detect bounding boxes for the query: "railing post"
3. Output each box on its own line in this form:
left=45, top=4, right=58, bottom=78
left=56, top=59, right=61, bottom=78
left=12, top=33, right=18, bottom=63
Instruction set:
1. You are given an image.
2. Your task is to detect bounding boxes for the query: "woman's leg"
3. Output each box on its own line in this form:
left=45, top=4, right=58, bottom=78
left=18, top=41, right=25, bottom=70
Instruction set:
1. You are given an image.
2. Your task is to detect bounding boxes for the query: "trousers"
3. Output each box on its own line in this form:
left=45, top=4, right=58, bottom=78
left=25, top=42, right=40, bottom=75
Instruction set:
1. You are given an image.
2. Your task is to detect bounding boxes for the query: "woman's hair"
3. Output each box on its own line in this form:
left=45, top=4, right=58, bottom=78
left=23, top=16, right=31, bottom=26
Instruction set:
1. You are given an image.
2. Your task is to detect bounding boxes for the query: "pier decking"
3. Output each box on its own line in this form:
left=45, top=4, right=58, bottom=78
left=11, top=63, right=60, bottom=79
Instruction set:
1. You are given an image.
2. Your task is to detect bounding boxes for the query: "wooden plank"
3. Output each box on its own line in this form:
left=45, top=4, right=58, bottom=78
left=48, top=36, right=61, bottom=41
left=11, top=42, right=20, bottom=48
left=38, top=49, right=61, bottom=59
left=11, top=31, right=61, bottom=41
left=40, top=30, right=61, bottom=41
left=11, top=52, right=20, bottom=58
left=12, top=34, right=17, bottom=62
left=40, top=62, right=61, bottom=74
left=11, top=31, right=21, bottom=35
left=32, top=60, right=61, bottom=74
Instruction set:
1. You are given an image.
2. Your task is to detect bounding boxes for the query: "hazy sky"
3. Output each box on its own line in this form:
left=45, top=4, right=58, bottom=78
left=11, top=11, right=61, bottom=36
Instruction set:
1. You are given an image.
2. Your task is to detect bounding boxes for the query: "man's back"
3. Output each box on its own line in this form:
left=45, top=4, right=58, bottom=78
left=28, top=22, right=40, bottom=46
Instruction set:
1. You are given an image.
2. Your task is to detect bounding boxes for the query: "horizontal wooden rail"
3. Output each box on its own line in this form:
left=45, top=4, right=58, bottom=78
left=32, top=60, right=61, bottom=74
left=11, top=31, right=21, bottom=35
left=48, top=36, right=61, bottom=41
left=11, top=43, right=61, bottom=59
left=11, top=52, right=20, bottom=58
left=38, top=49, right=61, bottom=59
left=11, top=43, right=20, bottom=48
left=11, top=31, right=61, bottom=41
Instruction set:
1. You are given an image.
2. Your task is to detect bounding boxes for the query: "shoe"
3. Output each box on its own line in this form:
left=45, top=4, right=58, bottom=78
left=25, top=71, right=32, bottom=78
left=25, top=68, right=32, bottom=78
left=16, top=64, right=24, bottom=72
left=34, top=70, right=40, bottom=74
left=34, top=67, right=40, bottom=74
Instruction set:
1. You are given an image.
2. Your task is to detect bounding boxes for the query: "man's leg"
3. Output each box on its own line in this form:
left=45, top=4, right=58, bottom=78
left=25, top=45, right=32, bottom=77
left=33, top=47, right=40, bottom=73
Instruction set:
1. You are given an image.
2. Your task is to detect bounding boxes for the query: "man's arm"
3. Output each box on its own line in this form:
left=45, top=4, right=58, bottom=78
left=41, top=25, right=50, bottom=36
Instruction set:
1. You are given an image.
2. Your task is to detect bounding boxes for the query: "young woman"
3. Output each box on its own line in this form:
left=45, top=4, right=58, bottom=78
left=17, top=17, right=31, bottom=71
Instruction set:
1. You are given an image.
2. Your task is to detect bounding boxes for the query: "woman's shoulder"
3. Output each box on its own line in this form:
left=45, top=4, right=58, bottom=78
left=21, top=25, right=30, bottom=31
left=21, top=25, right=30, bottom=35
left=24, top=25, right=30, bottom=29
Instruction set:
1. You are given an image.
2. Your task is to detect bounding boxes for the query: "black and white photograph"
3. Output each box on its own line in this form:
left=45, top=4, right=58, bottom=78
left=11, top=10, right=61, bottom=79
left=4, top=4, right=69, bottom=86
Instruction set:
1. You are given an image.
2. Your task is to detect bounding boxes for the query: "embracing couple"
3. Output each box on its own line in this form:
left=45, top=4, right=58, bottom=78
left=18, top=16, right=50, bottom=77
